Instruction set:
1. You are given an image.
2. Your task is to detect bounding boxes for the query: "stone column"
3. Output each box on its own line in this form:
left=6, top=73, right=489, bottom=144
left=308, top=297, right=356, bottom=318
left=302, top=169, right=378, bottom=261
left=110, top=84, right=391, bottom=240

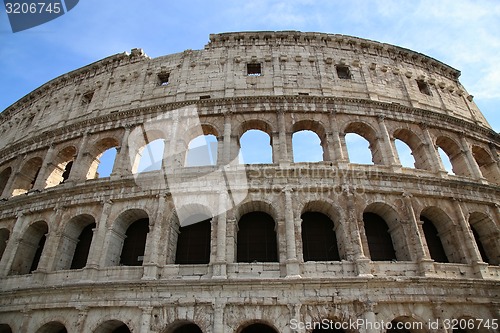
left=139, top=307, right=153, bottom=333
left=277, top=110, right=290, bottom=163
left=420, top=124, right=446, bottom=174
left=288, top=303, right=304, bottom=333
left=402, top=192, right=435, bottom=275
left=0, top=155, right=23, bottom=198
left=143, top=194, right=167, bottom=280
left=344, top=186, right=371, bottom=276
left=213, top=302, right=226, bottom=333
left=37, top=208, right=65, bottom=272
left=68, top=132, right=89, bottom=183
left=111, top=126, right=132, bottom=177
left=222, top=111, right=233, bottom=165
left=327, top=110, right=348, bottom=162
left=32, top=144, right=56, bottom=190
left=75, top=307, right=89, bottom=333
left=213, top=191, right=228, bottom=279
left=454, top=200, right=483, bottom=263
left=459, top=135, right=484, bottom=181
left=0, top=211, right=26, bottom=276
left=376, top=115, right=397, bottom=166
left=87, top=199, right=113, bottom=268
left=361, top=301, right=378, bottom=333
left=283, top=186, right=300, bottom=278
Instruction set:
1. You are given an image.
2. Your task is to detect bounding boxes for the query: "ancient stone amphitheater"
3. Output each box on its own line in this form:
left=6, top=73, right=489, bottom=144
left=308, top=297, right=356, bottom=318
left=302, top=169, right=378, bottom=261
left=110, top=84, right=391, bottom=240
left=0, top=31, right=499, bottom=333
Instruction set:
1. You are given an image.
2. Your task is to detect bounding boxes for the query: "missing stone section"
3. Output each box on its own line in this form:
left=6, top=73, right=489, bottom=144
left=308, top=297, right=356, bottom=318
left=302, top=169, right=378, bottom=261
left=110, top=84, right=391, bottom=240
left=247, top=63, right=262, bottom=76
left=81, top=91, right=94, bottom=105
left=199, top=95, right=211, bottom=100
left=157, top=72, right=170, bottom=86
left=416, top=79, right=432, bottom=95
left=336, top=65, right=352, bottom=79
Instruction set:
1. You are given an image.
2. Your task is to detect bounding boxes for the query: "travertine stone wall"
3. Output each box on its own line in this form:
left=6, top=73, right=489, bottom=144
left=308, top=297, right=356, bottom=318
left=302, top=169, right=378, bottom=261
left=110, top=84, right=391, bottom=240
left=0, top=32, right=498, bottom=333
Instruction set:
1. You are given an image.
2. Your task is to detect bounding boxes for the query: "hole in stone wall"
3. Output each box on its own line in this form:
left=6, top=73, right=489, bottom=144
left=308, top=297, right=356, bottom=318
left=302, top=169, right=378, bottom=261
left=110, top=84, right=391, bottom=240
left=247, top=63, right=262, bottom=76
left=416, top=80, right=432, bottom=96
left=81, top=91, right=94, bottom=105
left=336, top=65, right=351, bottom=79
left=158, top=72, right=170, bottom=86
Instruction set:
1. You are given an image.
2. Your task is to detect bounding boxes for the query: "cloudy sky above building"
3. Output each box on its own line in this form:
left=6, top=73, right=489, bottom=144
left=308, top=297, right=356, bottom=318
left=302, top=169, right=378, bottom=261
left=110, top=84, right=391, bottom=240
left=0, top=0, right=498, bottom=132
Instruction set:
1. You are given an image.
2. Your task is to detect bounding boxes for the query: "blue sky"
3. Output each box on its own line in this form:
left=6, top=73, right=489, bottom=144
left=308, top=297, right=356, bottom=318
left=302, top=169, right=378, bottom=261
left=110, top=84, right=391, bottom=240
left=1, top=0, right=498, bottom=134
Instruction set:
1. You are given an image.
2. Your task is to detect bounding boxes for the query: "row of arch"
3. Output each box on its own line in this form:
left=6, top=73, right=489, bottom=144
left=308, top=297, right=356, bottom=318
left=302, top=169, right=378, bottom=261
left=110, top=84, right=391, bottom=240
left=0, top=314, right=491, bottom=333
left=0, top=115, right=498, bottom=198
left=1, top=200, right=497, bottom=277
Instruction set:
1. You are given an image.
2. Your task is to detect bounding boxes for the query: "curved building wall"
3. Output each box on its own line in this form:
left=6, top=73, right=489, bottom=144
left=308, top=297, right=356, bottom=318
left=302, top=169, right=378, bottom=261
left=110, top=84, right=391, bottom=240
left=0, top=31, right=498, bottom=333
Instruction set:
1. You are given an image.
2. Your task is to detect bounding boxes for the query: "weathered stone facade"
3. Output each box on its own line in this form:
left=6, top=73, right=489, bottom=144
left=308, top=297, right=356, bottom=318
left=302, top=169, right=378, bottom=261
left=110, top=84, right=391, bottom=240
left=0, top=31, right=499, bottom=333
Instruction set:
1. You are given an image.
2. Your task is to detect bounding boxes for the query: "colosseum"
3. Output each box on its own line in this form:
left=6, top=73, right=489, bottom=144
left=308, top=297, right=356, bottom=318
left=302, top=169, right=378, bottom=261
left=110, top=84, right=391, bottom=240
left=0, top=31, right=499, bottom=333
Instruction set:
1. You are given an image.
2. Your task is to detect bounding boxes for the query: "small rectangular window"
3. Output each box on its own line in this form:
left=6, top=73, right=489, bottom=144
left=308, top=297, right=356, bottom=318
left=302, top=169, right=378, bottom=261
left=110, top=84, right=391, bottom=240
left=81, top=91, right=94, bottom=105
left=336, top=65, right=351, bottom=79
left=247, top=63, right=262, bottom=76
left=158, top=73, right=170, bottom=86
left=199, top=95, right=211, bottom=100
left=417, top=80, right=432, bottom=95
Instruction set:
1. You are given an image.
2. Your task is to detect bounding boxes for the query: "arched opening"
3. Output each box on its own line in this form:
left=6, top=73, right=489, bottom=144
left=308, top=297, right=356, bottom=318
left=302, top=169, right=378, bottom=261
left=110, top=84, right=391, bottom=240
left=436, top=136, right=472, bottom=177
left=363, top=213, right=396, bottom=261
left=86, top=137, right=120, bottom=179
left=11, top=157, right=43, bottom=196
left=345, top=122, right=382, bottom=165
left=35, top=321, right=68, bottom=333
left=471, top=145, right=500, bottom=183
left=169, top=323, right=204, bottom=333
left=0, top=324, right=12, bottom=333
left=0, top=228, right=10, bottom=262
left=239, top=129, right=273, bottom=164
left=105, top=209, right=150, bottom=267
left=469, top=212, right=499, bottom=265
left=94, top=320, right=131, bottom=333
left=301, top=212, right=340, bottom=261
left=71, top=223, right=96, bottom=269
left=133, top=139, right=165, bottom=173
left=239, top=323, right=278, bottom=333
left=185, top=134, right=218, bottom=167
left=175, top=216, right=211, bottom=264
left=420, top=207, right=463, bottom=264
left=292, top=130, right=324, bottom=162
left=56, top=214, right=96, bottom=270
left=237, top=212, right=278, bottom=263
left=10, top=221, right=48, bottom=275
left=393, top=129, right=431, bottom=170
left=471, top=226, right=489, bottom=263
left=120, top=218, right=150, bottom=266
left=420, top=216, right=449, bottom=263
left=438, top=147, right=454, bottom=174
left=45, top=146, right=77, bottom=188
left=395, top=139, right=416, bottom=168
left=345, top=133, right=373, bottom=164
left=0, top=167, right=12, bottom=196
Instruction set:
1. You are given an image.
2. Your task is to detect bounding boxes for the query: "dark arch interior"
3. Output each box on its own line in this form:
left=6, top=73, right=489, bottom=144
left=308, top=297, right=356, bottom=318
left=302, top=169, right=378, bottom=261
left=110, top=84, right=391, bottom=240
left=240, top=323, right=278, bottom=333
left=421, top=216, right=449, bottom=263
left=471, top=226, right=490, bottom=264
left=175, top=218, right=211, bottom=265
left=363, top=212, right=396, bottom=261
left=0, top=324, right=12, bottom=333
left=71, top=222, right=96, bottom=269
left=120, top=218, right=149, bottom=266
left=237, top=212, right=278, bottom=263
left=301, top=212, right=340, bottom=261
left=172, top=323, right=203, bottom=333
